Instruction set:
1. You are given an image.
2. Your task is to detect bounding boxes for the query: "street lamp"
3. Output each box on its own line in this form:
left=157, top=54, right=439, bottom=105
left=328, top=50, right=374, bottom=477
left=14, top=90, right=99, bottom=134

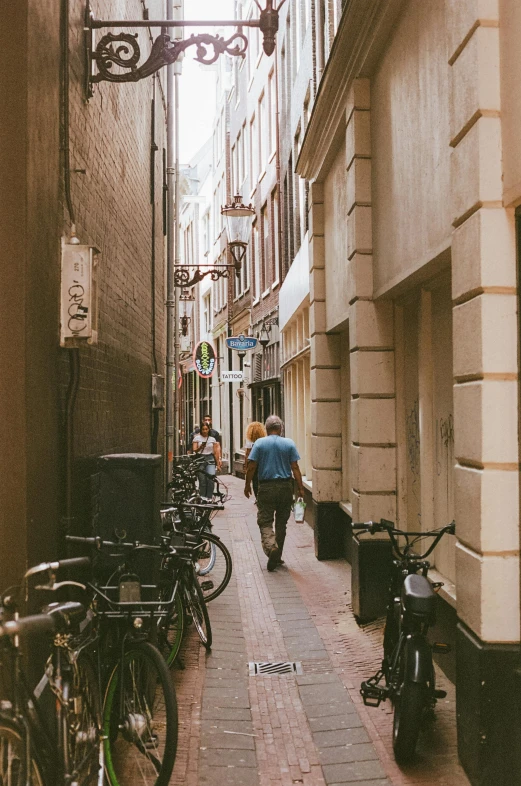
left=179, top=289, right=195, bottom=336
left=173, top=195, right=254, bottom=288
left=259, top=317, right=279, bottom=349
left=222, top=196, right=256, bottom=274
left=85, top=0, right=289, bottom=94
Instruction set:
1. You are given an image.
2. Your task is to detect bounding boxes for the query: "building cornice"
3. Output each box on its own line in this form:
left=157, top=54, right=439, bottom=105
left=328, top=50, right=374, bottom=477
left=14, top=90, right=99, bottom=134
left=296, top=0, right=405, bottom=181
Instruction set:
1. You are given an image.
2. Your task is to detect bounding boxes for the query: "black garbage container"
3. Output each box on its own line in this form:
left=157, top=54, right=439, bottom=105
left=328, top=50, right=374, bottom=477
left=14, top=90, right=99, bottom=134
left=94, top=453, right=162, bottom=583
left=351, top=533, right=392, bottom=622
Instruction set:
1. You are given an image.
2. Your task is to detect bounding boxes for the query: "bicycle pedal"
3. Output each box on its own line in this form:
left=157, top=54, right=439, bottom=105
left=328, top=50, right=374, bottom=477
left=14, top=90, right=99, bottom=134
left=434, top=689, right=447, bottom=699
left=360, top=681, right=388, bottom=707
left=432, top=642, right=451, bottom=654
left=200, top=581, right=214, bottom=591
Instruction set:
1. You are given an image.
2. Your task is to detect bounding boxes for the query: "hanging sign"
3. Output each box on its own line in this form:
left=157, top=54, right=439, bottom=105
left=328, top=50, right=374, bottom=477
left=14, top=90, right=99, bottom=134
left=226, top=334, right=258, bottom=351
left=193, top=340, right=216, bottom=378
left=221, top=370, right=244, bottom=382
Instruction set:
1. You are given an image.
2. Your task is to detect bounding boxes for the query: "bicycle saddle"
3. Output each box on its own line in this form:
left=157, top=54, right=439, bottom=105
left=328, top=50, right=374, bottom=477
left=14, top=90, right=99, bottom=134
left=401, top=574, right=436, bottom=618
left=41, top=601, right=87, bottom=631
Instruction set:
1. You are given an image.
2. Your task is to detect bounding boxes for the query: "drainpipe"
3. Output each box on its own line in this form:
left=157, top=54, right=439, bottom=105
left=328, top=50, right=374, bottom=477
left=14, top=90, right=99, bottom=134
left=166, top=0, right=182, bottom=481
left=61, top=0, right=80, bottom=535
left=174, top=37, right=181, bottom=460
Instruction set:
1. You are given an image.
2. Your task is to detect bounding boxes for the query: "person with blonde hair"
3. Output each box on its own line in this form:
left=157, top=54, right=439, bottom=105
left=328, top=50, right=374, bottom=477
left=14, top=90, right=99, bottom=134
left=244, top=421, right=267, bottom=499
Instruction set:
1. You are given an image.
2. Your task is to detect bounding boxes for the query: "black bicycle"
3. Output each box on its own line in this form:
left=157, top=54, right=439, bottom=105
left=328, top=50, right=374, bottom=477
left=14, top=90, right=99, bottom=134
left=355, top=519, right=455, bottom=763
left=65, top=535, right=179, bottom=786
left=160, top=501, right=233, bottom=604
left=0, top=556, right=103, bottom=786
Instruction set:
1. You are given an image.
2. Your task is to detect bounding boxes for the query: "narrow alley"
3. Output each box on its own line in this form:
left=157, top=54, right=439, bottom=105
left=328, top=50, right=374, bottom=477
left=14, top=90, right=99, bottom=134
left=171, top=477, right=469, bottom=786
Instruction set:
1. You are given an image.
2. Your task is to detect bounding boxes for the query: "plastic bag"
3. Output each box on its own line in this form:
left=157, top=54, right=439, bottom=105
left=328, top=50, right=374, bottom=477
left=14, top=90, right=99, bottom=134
left=293, top=497, right=306, bottom=523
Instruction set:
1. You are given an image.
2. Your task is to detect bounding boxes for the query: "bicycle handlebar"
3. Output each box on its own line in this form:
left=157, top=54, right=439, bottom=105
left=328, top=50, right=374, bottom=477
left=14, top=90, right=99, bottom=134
left=0, top=614, right=57, bottom=640
left=24, top=556, right=91, bottom=579
left=352, top=519, right=455, bottom=560
left=66, top=535, right=161, bottom=552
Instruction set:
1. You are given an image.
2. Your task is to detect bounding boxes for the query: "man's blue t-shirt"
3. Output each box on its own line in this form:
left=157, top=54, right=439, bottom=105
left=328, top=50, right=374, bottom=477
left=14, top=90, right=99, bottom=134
left=249, top=435, right=300, bottom=481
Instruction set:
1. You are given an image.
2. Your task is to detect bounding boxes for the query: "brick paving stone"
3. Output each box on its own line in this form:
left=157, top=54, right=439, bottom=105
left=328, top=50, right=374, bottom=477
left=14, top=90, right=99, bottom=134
left=201, top=706, right=253, bottom=721
left=318, top=744, right=380, bottom=765
left=329, top=782, right=391, bottom=786
left=201, top=729, right=256, bottom=749
left=199, top=748, right=258, bottom=767
left=323, top=760, right=387, bottom=783
left=199, top=767, right=262, bottom=786
left=314, top=728, right=372, bottom=747
left=306, top=704, right=357, bottom=719
left=309, top=714, right=366, bottom=733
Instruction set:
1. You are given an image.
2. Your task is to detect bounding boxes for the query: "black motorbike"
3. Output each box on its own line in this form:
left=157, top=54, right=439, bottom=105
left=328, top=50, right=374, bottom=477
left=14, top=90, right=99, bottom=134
left=354, top=519, right=455, bottom=763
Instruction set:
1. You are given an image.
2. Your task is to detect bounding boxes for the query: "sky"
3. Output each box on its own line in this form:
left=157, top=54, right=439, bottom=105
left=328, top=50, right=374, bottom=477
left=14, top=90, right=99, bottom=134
left=179, top=0, right=234, bottom=165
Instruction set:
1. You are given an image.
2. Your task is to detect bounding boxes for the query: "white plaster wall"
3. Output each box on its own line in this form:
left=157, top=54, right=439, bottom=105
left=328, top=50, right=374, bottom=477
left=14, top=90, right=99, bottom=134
left=279, top=237, right=310, bottom=329
left=499, top=0, right=521, bottom=205
left=372, top=0, right=452, bottom=296
left=324, top=144, right=349, bottom=331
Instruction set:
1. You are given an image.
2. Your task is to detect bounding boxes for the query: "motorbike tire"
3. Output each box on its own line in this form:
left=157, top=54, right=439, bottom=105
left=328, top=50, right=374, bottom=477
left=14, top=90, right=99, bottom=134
left=392, top=678, right=426, bottom=764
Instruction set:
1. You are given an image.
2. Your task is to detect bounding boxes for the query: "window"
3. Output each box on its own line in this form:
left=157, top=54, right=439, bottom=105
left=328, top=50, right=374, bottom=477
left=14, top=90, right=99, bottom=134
left=202, top=211, right=210, bottom=257
left=272, top=188, right=280, bottom=284
left=203, top=293, right=211, bottom=334
left=239, top=124, right=246, bottom=187
left=231, top=144, right=236, bottom=194
left=252, top=221, right=260, bottom=300
left=282, top=306, right=311, bottom=479
left=294, top=0, right=301, bottom=72
left=259, top=92, right=267, bottom=173
left=249, top=115, right=257, bottom=185
left=261, top=203, right=270, bottom=292
left=268, top=69, right=276, bottom=157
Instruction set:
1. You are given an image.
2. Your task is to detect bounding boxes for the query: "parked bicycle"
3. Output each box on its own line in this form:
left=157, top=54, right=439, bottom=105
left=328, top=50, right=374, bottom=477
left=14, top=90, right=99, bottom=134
left=0, top=556, right=103, bottom=786
left=160, top=501, right=233, bottom=604
left=65, top=535, right=179, bottom=786
left=355, top=519, right=455, bottom=763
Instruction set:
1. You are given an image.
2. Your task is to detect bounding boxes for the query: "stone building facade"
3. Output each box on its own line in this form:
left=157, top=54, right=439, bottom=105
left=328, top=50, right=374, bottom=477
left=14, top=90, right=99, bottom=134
left=0, top=0, right=168, bottom=586
left=295, top=0, right=521, bottom=782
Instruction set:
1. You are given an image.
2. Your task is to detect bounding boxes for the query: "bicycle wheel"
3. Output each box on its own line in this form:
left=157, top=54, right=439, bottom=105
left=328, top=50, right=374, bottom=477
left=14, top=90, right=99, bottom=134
left=157, top=590, right=185, bottom=668
left=195, top=532, right=232, bottom=603
left=67, top=652, right=103, bottom=785
left=103, top=641, right=178, bottom=786
left=0, top=717, right=44, bottom=786
left=184, top=569, right=212, bottom=650
left=197, top=532, right=216, bottom=575
left=392, top=678, right=426, bottom=763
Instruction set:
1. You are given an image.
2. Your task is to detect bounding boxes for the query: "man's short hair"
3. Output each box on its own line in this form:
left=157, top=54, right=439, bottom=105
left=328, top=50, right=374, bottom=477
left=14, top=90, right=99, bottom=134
left=265, top=415, right=283, bottom=432
left=203, top=414, right=211, bottom=420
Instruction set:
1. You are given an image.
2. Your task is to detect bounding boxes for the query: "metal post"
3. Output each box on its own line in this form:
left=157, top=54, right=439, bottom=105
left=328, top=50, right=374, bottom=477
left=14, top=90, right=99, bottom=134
left=173, top=38, right=181, bottom=458
left=165, top=0, right=176, bottom=483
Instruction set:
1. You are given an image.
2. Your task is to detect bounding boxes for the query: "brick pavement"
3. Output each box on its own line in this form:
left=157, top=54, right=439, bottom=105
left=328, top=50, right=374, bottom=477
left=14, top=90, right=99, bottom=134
left=171, top=476, right=470, bottom=786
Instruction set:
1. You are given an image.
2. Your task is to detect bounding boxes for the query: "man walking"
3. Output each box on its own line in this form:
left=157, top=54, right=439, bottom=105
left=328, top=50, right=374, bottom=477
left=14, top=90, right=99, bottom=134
left=244, top=415, right=305, bottom=571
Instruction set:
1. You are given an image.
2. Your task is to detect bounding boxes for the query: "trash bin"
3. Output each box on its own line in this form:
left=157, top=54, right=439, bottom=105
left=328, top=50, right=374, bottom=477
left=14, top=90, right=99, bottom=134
left=94, top=453, right=162, bottom=582
left=351, top=532, right=392, bottom=622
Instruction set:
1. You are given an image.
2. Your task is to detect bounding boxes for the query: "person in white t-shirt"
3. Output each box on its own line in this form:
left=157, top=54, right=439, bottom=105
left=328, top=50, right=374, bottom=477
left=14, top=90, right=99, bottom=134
left=192, top=422, right=222, bottom=499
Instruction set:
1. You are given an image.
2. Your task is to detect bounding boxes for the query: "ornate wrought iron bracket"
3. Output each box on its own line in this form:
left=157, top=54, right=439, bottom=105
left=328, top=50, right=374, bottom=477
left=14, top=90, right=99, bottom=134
left=84, top=0, right=284, bottom=96
left=173, top=265, right=236, bottom=289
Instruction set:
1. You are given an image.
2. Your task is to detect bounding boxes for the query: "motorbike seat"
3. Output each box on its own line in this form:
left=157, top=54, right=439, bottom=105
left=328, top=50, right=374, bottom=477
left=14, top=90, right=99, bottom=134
left=402, top=574, right=436, bottom=617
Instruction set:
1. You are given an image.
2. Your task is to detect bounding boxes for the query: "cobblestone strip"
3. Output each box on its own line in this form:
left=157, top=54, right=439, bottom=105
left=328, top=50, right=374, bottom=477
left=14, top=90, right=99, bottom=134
left=244, top=511, right=390, bottom=786
left=228, top=513, right=326, bottom=786
left=197, top=516, right=261, bottom=786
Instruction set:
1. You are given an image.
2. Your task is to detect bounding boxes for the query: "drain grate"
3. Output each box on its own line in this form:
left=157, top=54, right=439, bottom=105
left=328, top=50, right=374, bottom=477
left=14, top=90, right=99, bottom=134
left=249, top=661, right=303, bottom=676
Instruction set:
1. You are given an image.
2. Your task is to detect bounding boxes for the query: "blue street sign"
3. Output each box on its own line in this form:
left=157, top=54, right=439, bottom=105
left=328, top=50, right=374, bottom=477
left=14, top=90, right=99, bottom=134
left=226, top=334, right=258, bottom=351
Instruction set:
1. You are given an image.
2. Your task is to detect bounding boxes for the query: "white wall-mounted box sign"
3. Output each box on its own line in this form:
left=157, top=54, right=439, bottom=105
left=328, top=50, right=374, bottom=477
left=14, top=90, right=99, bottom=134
left=221, top=371, right=244, bottom=382
left=60, top=241, right=99, bottom=346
